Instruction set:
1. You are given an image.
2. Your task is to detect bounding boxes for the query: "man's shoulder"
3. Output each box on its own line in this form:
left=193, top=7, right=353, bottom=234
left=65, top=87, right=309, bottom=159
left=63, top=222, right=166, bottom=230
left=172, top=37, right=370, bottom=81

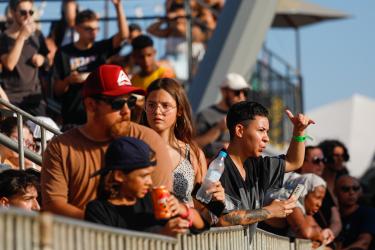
left=49, top=127, right=82, bottom=143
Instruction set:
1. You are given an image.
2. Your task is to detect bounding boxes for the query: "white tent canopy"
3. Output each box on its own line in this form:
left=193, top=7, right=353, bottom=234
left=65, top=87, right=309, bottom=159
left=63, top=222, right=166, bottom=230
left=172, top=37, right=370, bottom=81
left=307, top=94, right=375, bottom=177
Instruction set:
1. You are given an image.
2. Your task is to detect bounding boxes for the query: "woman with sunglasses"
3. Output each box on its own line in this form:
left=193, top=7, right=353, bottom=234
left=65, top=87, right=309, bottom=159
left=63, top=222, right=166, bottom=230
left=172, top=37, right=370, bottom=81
left=0, top=0, right=49, bottom=116
left=142, top=78, right=226, bottom=229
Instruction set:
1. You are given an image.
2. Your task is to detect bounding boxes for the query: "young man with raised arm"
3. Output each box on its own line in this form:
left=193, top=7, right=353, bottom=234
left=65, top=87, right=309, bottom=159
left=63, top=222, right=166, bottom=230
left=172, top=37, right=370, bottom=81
left=215, top=101, right=315, bottom=241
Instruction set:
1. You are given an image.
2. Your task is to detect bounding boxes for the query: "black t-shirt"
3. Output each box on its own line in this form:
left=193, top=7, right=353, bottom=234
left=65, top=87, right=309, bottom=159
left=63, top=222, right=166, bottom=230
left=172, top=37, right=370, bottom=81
left=85, top=193, right=165, bottom=232
left=219, top=151, right=285, bottom=241
left=52, top=38, right=117, bottom=125
left=337, top=206, right=375, bottom=248
left=0, top=30, right=49, bottom=104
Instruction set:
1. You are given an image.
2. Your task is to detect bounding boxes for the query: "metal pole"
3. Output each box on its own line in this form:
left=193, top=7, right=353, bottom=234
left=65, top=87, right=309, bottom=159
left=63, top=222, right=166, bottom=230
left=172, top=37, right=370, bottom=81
left=295, top=28, right=304, bottom=112
left=17, top=114, right=25, bottom=170
left=184, top=0, right=193, bottom=86
left=104, top=0, right=109, bottom=38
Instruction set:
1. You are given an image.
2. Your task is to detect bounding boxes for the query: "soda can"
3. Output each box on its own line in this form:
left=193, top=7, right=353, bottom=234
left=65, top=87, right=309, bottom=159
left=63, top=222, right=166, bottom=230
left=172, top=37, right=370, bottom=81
left=151, top=186, right=171, bottom=220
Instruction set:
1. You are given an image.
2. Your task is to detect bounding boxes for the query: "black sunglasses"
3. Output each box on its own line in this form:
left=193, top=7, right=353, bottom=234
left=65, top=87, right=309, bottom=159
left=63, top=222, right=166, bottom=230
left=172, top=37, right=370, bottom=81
left=19, top=9, right=34, bottom=16
left=310, top=156, right=326, bottom=165
left=340, top=185, right=360, bottom=193
left=233, top=89, right=248, bottom=97
left=94, top=95, right=137, bottom=110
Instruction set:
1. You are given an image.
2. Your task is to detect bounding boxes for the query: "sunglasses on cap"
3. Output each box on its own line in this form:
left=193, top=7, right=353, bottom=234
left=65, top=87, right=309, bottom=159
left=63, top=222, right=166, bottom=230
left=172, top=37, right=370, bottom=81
left=309, top=156, right=326, bottom=165
left=340, top=185, right=360, bottom=193
left=19, top=9, right=34, bottom=16
left=93, top=95, right=137, bottom=110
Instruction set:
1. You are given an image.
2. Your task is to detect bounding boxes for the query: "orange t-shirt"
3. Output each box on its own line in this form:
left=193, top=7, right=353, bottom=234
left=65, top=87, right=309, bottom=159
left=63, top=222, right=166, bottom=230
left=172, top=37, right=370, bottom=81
left=41, top=122, right=173, bottom=212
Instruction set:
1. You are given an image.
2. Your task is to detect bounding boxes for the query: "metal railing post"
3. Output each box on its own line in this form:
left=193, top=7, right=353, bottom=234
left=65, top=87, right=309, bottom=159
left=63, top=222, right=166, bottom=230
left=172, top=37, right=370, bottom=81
left=16, top=114, right=25, bottom=170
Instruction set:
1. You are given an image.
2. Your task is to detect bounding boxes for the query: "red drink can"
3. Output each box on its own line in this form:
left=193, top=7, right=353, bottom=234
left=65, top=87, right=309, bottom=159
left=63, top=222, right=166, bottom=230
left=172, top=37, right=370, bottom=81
left=151, top=186, right=171, bottom=220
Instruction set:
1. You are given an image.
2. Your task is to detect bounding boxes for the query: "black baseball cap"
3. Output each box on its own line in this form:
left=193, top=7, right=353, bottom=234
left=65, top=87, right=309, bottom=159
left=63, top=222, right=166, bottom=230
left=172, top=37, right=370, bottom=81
left=91, top=137, right=156, bottom=177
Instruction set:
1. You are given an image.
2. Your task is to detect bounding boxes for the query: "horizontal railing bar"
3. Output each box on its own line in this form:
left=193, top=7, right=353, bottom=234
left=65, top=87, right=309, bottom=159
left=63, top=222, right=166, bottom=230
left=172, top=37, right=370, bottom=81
left=0, top=133, right=42, bottom=166
left=0, top=98, right=62, bottom=136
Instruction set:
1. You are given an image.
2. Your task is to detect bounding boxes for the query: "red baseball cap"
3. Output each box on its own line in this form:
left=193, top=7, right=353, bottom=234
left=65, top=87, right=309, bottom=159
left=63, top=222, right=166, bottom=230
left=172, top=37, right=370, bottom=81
left=82, top=64, right=145, bottom=98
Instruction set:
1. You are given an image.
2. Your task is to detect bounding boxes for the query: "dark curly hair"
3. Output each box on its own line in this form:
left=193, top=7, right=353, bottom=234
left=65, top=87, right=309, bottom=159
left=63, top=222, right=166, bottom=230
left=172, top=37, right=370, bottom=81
left=0, top=169, right=39, bottom=198
left=318, top=139, right=350, bottom=164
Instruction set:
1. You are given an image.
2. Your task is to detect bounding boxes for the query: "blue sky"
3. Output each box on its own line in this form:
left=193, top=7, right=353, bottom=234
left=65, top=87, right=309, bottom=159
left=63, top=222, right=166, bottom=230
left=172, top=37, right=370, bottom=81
left=267, top=0, right=375, bottom=111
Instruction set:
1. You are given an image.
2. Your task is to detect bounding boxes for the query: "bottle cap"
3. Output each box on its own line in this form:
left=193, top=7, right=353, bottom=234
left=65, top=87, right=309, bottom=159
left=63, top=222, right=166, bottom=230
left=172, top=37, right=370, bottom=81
left=219, top=151, right=227, bottom=158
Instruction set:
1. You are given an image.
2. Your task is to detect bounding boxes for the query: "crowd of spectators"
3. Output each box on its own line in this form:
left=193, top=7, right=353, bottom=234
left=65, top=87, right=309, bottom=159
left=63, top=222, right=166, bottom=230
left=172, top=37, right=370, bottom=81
left=0, top=0, right=374, bottom=249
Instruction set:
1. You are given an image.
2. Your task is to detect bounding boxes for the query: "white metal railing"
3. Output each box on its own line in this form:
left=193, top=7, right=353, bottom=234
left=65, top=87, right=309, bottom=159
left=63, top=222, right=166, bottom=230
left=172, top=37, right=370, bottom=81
left=0, top=208, right=314, bottom=250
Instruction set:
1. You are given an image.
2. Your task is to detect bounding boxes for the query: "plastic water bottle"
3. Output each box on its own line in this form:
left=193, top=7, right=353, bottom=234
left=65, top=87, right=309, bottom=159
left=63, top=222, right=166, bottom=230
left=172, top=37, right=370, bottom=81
left=196, top=151, right=227, bottom=204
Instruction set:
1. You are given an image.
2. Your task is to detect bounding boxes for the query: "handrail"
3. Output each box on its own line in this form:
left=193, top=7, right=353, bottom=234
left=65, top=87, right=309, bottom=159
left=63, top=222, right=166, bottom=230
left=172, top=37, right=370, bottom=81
left=0, top=98, right=61, bottom=169
left=0, top=133, right=42, bottom=166
left=0, top=208, right=313, bottom=250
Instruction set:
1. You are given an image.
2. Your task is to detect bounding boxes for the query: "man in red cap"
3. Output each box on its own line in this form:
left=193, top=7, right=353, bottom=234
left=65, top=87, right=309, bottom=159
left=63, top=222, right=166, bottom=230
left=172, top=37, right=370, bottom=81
left=41, top=64, right=174, bottom=219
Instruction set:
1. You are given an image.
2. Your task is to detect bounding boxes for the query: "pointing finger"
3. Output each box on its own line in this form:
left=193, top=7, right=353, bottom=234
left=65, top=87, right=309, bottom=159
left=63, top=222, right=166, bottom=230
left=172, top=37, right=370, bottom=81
left=285, top=109, right=294, bottom=120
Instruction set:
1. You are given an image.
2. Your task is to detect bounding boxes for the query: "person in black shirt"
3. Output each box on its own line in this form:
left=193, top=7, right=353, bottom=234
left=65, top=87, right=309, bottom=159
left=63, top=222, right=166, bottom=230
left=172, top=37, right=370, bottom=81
left=0, top=0, right=49, bottom=115
left=335, top=175, right=375, bottom=250
left=85, top=136, right=190, bottom=236
left=52, top=0, right=129, bottom=130
left=215, top=101, right=315, bottom=241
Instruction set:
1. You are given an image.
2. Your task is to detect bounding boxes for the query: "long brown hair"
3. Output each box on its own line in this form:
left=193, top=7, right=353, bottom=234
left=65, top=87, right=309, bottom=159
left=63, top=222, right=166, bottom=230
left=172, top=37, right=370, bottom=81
left=141, top=78, right=200, bottom=160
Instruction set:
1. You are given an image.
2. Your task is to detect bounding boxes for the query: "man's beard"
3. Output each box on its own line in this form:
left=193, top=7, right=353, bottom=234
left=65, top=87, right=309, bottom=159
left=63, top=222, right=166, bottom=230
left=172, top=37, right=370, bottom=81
left=110, top=120, right=131, bottom=139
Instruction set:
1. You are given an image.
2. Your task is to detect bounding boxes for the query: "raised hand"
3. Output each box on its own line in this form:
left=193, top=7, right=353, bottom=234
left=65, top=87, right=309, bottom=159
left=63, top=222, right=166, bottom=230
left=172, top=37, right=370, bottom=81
left=111, top=0, right=121, bottom=6
left=19, top=21, right=36, bottom=40
left=285, top=109, right=315, bottom=133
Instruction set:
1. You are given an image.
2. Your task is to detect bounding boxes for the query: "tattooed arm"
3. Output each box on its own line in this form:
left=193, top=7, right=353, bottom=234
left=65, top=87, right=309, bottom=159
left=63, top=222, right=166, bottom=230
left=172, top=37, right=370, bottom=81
left=217, top=208, right=271, bottom=226
left=217, top=197, right=297, bottom=227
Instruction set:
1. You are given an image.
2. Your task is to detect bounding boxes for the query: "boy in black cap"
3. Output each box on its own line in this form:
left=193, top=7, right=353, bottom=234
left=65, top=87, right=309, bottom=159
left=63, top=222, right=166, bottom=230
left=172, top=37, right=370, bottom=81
left=215, top=101, right=315, bottom=241
left=85, top=137, right=189, bottom=236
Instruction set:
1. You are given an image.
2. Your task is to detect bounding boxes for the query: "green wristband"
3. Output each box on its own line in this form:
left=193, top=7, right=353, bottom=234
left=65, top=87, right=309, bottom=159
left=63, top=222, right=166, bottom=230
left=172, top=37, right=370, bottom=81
left=293, top=135, right=313, bottom=142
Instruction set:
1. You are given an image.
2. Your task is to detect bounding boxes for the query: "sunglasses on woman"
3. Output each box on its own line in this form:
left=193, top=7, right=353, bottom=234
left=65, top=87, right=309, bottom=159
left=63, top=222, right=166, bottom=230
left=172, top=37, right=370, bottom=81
left=19, top=9, right=34, bottom=16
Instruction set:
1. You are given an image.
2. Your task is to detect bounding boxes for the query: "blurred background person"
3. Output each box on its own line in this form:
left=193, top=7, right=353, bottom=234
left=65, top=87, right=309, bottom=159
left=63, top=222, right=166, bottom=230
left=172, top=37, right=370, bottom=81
left=45, top=0, right=79, bottom=65
left=319, top=139, right=350, bottom=200
left=52, top=0, right=129, bottom=130
left=194, top=73, right=250, bottom=160
left=0, top=116, right=38, bottom=170
left=130, top=35, right=175, bottom=91
left=0, top=0, right=49, bottom=116
left=335, top=175, right=375, bottom=250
